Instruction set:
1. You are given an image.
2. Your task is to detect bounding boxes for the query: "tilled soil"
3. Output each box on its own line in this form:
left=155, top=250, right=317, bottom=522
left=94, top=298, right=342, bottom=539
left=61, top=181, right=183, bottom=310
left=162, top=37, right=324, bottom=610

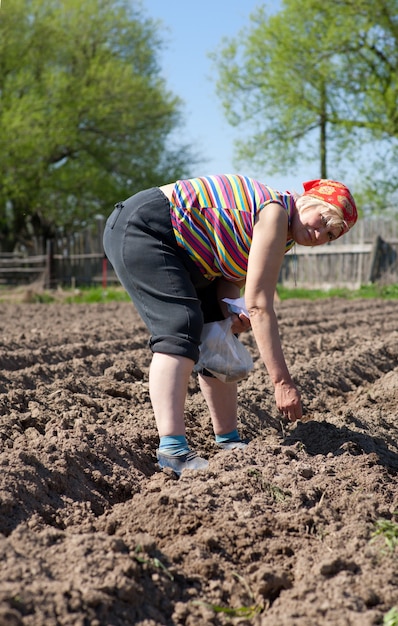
left=0, top=298, right=397, bottom=626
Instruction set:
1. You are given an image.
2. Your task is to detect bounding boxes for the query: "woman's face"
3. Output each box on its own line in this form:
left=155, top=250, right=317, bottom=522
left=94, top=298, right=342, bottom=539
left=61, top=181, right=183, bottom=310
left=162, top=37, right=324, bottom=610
left=292, top=205, right=341, bottom=246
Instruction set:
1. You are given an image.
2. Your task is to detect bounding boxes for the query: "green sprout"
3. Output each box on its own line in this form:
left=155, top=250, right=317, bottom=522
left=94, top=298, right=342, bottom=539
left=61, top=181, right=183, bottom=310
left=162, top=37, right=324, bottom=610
left=248, top=469, right=291, bottom=502
left=193, top=571, right=264, bottom=619
left=384, top=607, right=398, bottom=626
left=193, top=600, right=262, bottom=619
left=371, top=515, right=398, bottom=554
left=134, top=545, right=174, bottom=580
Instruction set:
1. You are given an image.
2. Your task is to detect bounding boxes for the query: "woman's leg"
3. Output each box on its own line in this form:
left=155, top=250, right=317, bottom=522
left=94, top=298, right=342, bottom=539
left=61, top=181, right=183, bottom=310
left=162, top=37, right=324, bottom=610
left=198, top=373, right=247, bottom=449
left=195, top=281, right=246, bottom=448
left=104, top=189, right=209, bottom=473
left=150, top=354, right=210, bottom=473
left=149, top=353, right=194, bottom=437
left=149, top=351, right=208, bottom=474
left=198, top=373, right=238, bottom=435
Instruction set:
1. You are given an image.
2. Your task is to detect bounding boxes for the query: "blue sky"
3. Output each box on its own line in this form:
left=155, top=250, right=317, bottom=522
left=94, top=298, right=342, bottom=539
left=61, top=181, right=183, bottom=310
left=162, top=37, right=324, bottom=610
left=141, top=0, right=317, bottom=194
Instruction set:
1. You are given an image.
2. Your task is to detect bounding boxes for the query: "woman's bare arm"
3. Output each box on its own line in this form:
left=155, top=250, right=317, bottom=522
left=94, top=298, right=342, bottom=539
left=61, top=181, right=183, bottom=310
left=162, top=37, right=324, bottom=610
left=245, top=203, right=302, bottom=421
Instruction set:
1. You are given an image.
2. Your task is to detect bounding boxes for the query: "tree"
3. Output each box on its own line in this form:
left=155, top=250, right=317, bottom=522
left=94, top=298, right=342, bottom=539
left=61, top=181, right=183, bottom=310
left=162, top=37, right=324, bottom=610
left=0, top=0, right=193, bottom=250
left=212, top=0, right=398, bottom=202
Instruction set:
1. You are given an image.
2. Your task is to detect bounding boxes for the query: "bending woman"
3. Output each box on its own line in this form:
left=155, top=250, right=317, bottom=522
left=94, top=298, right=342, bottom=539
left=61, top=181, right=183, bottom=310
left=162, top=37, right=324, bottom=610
left=103, top=175, right=357, bottom=475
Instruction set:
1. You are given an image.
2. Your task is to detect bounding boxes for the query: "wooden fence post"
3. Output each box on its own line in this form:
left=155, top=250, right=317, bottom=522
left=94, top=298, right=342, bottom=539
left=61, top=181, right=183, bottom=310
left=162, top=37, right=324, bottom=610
left=45, top=240, right=54, bottom=289
left=368, top=235, right=397, bottom=283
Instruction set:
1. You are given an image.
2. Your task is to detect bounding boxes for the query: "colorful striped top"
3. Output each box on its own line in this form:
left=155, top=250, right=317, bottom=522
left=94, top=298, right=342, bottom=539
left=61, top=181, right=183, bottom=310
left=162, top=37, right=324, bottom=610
left=169, top=174, right=296, bottom=281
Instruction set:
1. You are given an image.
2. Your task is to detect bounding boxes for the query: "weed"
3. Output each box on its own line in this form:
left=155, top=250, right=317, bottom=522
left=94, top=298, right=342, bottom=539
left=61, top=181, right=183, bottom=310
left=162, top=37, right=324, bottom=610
left=384, top=606, right=398, bottom=626
left=248, top=469, right=291, bottom=502
left=371, top=514, right=398, bottom=554
left=193, top=572, right=264, bottom=619
left=134, top=545, right=174, bottom=580
left=266, top=483, right=291, bottom=502
left=193, top=601, right=263, bottom=618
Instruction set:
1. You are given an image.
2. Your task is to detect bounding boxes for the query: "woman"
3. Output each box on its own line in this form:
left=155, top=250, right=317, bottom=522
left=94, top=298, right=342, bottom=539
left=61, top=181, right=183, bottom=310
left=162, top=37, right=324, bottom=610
left=103, top=175, right=357, bottom=475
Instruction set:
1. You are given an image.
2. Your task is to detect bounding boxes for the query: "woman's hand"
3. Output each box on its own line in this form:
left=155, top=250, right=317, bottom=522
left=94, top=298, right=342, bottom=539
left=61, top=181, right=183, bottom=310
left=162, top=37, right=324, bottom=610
left=274, top=380, right=302, bottom=421
left=230, top=313, right=251, bottom=334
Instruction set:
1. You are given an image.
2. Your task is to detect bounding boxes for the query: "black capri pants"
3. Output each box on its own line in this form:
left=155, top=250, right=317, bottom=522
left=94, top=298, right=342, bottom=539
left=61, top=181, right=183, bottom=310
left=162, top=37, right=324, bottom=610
left=103, top=187, right=223, bottom=364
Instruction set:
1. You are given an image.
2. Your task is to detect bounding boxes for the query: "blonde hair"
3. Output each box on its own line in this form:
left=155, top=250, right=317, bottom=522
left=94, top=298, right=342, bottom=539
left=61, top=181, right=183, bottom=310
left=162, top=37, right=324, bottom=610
left=295, top=195, right=347, bottom=235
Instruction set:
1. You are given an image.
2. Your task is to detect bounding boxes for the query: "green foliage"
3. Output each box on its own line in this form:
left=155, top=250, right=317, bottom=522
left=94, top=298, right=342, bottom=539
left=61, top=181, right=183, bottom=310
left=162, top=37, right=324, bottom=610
left=212, top=0, right=398, bottom=193
left=384, top=607, right=398, bottom=626
left=371, top=515, right=398, bottom=553
left=0, top=0, right=194, bottom=250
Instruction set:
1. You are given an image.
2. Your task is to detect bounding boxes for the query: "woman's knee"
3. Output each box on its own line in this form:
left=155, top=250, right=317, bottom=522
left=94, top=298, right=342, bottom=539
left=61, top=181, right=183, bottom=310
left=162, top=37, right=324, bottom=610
left=150, top=335, right=200, bottom=363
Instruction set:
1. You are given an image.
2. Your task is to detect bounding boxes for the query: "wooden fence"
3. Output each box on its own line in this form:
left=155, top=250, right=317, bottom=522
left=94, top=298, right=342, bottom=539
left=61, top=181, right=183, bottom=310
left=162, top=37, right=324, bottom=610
left=0, top=216, right=397, bottom=289
left=281, top=217, right=398, bottom=288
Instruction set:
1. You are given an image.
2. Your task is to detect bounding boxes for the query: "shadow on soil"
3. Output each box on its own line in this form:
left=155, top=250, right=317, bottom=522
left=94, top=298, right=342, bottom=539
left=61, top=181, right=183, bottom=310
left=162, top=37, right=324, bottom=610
left=284, top=419, right=398, bottom=473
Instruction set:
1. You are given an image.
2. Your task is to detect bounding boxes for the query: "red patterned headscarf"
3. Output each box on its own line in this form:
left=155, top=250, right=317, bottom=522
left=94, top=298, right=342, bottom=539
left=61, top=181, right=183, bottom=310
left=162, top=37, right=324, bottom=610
left=302, top=179, right=358, bottom=231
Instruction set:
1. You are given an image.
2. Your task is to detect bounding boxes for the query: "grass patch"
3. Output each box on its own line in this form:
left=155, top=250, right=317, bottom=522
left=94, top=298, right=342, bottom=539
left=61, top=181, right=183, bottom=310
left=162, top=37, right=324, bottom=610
left=62, top=286, right=130, bottom=304
left=0, top=282, right=397, bottom=304
left=0, top=285, right=131, bottom=304
left=277, top=283, right=398, bottom=300
left=48, top=282, right=398, bottom=303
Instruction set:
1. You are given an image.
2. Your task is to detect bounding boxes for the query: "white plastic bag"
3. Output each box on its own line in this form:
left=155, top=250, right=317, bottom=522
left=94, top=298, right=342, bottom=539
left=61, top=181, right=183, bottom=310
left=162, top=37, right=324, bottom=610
left=222, top=296, right=249, bottom=317
left=194, top=317, right=253, bottom=383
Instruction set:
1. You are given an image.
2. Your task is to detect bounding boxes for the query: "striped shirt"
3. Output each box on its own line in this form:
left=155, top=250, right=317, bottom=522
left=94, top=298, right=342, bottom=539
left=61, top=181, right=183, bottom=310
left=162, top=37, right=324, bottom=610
left=169, top=174, right=295, bottom=281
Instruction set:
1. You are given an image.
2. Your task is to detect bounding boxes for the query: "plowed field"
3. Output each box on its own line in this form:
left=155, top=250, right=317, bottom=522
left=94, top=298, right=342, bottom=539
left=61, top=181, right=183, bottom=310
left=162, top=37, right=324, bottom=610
left=0, top=298, right=397, bottom=626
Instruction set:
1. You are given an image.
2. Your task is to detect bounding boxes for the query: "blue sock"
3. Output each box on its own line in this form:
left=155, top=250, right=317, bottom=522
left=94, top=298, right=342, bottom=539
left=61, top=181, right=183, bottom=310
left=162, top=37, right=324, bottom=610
left=215, top=429, right=241, bottom=444
left=159, top=435, right=190, bottom=456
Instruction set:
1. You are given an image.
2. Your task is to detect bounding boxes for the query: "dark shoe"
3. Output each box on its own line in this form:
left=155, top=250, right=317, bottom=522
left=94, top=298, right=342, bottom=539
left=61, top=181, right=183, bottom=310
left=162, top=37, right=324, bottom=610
left=217, top=440, right=248, bottom=450
left=156, top=450, right=209, bottom=476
